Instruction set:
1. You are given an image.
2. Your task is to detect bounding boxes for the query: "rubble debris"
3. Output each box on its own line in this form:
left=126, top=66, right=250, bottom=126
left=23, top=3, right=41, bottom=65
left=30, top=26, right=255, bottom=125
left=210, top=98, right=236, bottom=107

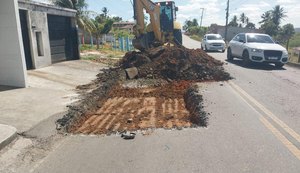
left=125, top=67, right=139, bottom=79
left=121, top=132, right=136, bottom=140
left=120, top=46, right=231, bottom=81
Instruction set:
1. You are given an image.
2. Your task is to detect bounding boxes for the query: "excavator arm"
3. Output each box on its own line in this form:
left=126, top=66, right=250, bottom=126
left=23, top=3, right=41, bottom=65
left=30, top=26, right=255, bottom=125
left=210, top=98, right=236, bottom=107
left=132, top=0, right=182, bottom=50
left=133, top=0, right=162, bottom=41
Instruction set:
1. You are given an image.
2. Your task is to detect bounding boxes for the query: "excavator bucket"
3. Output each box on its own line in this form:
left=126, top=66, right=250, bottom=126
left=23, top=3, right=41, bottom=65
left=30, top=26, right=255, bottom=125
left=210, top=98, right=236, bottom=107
left=132, top=35, right=149, bottom=50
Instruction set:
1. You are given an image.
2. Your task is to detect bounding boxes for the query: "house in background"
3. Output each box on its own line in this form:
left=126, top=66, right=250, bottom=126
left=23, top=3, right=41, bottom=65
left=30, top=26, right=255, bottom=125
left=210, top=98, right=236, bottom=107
left=0, top=0, right=79, bottom=88
left=209, top=24, right=263, bottom=41
left=112, top=22, right=135, bottom=33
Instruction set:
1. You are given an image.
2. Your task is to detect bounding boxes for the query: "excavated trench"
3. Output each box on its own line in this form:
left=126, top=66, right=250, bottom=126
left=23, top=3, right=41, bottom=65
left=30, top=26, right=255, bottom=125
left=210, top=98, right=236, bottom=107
left=57, top=46, right=230, bottom=135
left=68, top=81, right=205, bottom=135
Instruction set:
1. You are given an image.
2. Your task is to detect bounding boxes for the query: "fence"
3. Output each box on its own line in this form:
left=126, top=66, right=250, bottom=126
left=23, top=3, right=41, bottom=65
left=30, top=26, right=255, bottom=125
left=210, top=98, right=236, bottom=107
left=79, top=35, right=134, bottom=52
left=112, top=37, right=134, bottom=52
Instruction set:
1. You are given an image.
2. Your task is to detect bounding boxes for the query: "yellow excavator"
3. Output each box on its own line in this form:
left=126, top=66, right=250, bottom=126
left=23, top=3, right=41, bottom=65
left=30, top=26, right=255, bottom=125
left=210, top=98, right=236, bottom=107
left=132, top=0, right=182, bottom=50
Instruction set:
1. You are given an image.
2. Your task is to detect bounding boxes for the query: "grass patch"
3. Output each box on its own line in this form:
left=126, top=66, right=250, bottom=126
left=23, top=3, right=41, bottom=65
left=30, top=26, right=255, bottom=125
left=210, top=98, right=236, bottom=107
left=190, top=35, right=202, bottom=42
left=80, top=44, right=126, bottom=59
left=289, top=33, right=300, bottom=48
left=81, top=54, right=99, bottom=61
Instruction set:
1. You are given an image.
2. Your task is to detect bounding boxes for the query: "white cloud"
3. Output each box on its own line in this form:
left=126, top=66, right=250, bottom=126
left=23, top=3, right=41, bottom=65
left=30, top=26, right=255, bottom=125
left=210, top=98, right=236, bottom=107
left=177, top=0, right=226, bottom=26
left=176, top=0, right=300, bottom=28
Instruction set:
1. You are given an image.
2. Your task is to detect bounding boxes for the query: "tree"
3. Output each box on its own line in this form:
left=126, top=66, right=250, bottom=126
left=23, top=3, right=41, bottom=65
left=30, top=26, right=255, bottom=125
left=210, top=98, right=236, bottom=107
left=91, top=11, right=114, bottom=49
left=245, top=22, right=256, bottom=29
left=102, top=7, right=109, bottom=18
left=53, top=0, right=94, bottom=33
left=91, top=20, right=104, bottom=49
left=278, top=23, right=295, bottom=49
left=183, top=19, right=198, bottom=32
left=245, top=17, right=249, bottom=25
left=112, top=16, right=122, bottom=22
left=228, top=15, right=238, bottom=27
left=272, top=5, right=287, bottom=27
left=259, top=11, right=272, bottom=24
left=192, top=19, right=199, bottom=27
left=260, top=21, right=278, bottom=36
left=259, top=5, right=287, bottom=36
left=240, top=13, right=247, bottom=27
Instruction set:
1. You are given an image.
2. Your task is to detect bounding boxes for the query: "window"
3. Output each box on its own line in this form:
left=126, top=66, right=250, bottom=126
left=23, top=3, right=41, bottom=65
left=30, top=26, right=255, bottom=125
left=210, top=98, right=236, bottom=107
left=233, top=35, right=240, bottom=41
left=246, top=34, right=274, bottom=43
left=36, top=32, right=44, bottom=56
left=207, top=35, right=222, bottom=40
left=239, top=34, right=246, bottom=42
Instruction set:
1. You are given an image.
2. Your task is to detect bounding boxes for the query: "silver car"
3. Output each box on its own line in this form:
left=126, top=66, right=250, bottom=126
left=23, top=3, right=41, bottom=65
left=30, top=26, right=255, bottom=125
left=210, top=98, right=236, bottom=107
left=201, top=34, right=226, bottom=52
left=227, top=33, right=288, bottom=68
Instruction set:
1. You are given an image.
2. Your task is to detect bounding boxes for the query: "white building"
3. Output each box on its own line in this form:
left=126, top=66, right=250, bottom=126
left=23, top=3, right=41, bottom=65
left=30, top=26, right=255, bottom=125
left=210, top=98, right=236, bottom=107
left=0, top=0, right=79, bottom=88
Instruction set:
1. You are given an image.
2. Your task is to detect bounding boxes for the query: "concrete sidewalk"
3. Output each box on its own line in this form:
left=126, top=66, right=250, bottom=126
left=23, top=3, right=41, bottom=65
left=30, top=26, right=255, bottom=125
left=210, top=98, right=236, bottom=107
left=0, top=60, right=106, bottom=136
left=0, top=124, right=17, bottom=150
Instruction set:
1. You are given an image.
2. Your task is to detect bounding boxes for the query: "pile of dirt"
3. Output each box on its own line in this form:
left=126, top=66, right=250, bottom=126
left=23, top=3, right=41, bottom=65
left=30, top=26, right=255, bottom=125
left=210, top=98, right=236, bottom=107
left=120, top=46, right=231, bottom=81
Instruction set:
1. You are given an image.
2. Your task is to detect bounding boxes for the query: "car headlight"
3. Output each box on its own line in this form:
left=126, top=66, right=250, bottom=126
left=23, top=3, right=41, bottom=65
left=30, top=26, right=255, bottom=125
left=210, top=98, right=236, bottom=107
left=282, top=50, right=288, bottom=56
left=251, top=48, right=263, bottom=53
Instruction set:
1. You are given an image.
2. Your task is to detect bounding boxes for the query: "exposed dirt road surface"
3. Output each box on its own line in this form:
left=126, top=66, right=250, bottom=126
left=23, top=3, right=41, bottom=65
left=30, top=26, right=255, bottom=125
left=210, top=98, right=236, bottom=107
left=4, top=35, right=300, bottom=173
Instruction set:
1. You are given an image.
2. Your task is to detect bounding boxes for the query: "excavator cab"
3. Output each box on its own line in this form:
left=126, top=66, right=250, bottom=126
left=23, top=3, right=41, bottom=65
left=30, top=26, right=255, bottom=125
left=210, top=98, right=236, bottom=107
left=157, top=1, right=175, bottom=32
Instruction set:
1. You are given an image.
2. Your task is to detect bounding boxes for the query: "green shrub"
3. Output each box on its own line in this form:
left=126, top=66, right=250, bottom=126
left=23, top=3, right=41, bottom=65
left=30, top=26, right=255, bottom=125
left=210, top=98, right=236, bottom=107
left=289, top=33, right=300, bottom=48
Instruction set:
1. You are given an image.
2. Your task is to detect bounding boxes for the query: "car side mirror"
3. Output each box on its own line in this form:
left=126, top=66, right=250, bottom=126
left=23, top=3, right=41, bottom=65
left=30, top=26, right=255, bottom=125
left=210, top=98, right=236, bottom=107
left=239, top=40, right=245, bottom=43
left=275, top=41, right=280, bottom=44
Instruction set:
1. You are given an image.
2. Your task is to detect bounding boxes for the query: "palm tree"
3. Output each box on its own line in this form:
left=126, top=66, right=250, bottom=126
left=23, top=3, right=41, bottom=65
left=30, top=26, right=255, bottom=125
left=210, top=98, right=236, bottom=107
left=91, top=20, right=104, bottom=49
left=272, top=5, right=287, bottom=26
left=259, top=11, right=272, bottom=24
left=53, top=0, right=94, bottom=32
left=240, top=13, right=246, bottom=25
left=102, top=7, right=109, bottom=18
left=91, top=17, right=114, bottom=49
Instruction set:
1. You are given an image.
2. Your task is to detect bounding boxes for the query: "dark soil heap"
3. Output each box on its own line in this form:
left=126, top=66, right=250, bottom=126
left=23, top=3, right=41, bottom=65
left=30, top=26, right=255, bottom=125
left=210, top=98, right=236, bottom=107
left=120, top=46, right=231, bottom=81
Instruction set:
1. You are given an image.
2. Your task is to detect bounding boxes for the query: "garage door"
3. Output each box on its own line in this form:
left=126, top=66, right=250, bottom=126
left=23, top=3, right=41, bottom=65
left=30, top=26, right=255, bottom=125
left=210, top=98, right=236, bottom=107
left=47, top=15, right=78, bottom=63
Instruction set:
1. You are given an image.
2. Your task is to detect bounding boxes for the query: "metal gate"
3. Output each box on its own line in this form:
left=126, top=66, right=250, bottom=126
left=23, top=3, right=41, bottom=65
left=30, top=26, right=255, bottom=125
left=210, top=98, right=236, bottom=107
left=19, top=10, right=33, bottom=70
left=47, top=15, right=77, bottom=63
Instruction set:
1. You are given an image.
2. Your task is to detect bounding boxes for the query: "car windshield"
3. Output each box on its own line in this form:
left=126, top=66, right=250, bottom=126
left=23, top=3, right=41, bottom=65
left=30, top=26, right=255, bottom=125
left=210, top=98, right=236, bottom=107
left=247, top=35, right=275, bottom=43
left=207, top=35, right=222, bottom=40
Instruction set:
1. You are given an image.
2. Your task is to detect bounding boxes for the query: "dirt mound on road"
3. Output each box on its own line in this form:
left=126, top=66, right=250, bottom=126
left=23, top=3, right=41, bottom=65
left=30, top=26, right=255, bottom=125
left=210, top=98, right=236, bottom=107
left=120, top=46, right=231, bottom=81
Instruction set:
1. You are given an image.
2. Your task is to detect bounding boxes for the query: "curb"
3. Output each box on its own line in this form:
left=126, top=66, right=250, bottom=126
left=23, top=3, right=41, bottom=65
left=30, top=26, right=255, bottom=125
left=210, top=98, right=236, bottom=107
left=0, top=124, right=17, bottom=150
left=287, top=62, right=300, bottom=69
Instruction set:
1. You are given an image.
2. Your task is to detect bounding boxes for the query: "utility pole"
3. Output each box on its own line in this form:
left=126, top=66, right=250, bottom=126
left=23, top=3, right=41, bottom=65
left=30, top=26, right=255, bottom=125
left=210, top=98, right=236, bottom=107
left=200, top=8, right=205, bottom=28
left=224, top=0, right=229, bottom=42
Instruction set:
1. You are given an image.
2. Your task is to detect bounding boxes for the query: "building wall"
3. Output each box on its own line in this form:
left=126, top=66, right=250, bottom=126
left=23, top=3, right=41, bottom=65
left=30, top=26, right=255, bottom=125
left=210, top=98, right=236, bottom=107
left=0, top=0, right=27, bottom=87
left=28, top=10, right=51, bottom=68
left=209, top=24, right=263, bottom=41
left=219, top=27, right=263, bottom=41
left=18, top=0, right=78, bottom=67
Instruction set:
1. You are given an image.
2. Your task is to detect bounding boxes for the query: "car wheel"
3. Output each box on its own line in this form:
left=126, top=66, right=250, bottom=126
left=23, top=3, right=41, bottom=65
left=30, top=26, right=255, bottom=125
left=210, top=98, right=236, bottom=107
left=242, top=50, right=251, bottom=66
left=275, top=62, right=284, bottom=68
left=205, top=45, right=208, bottom=52
left=201, top=44, right=203, bottom=50
left=227, top=48, right=233, bottom=61
left=222, top=49, right=225, bottom=53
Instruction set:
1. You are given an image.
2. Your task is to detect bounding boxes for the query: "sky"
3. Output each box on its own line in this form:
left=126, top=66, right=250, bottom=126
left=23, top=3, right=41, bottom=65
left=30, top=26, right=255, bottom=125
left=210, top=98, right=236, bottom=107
left=37, top=0, right=300, bottom=28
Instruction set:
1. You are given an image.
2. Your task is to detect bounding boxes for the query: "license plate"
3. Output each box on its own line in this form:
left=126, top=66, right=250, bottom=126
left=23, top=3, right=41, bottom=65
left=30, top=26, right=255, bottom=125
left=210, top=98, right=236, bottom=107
left=268, top=57, right=278, bottom=60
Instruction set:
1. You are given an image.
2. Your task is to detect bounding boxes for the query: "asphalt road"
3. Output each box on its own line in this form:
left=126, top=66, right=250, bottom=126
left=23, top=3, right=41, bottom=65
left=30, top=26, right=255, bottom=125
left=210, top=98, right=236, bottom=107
left=30, top=35, right=300, bottom=173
